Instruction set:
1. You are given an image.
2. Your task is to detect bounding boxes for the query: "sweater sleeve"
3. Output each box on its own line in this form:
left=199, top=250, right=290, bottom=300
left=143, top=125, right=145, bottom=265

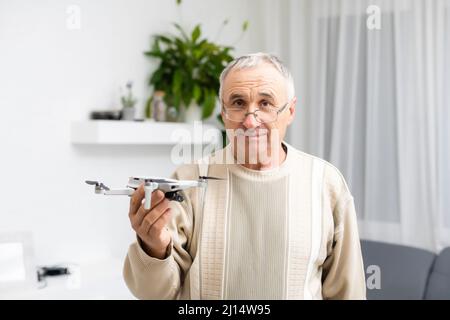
left=321, top=194, right=367, bottom=300
left=123, top=171, right=195, bottom=300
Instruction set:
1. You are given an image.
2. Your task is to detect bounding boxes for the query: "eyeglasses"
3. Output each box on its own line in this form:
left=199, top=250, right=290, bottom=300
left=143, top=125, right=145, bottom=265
left=222, top=100, right=290, bottom=124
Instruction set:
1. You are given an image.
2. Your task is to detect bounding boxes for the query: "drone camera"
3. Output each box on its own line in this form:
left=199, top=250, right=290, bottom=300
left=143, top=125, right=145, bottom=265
left=165, top=191, right=184, bottom=202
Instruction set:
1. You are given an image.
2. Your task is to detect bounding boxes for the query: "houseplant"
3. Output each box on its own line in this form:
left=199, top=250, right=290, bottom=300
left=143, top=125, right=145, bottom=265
left=144, top=17, right=248, bottom=122
left=145, top=24, right=232, bottom=122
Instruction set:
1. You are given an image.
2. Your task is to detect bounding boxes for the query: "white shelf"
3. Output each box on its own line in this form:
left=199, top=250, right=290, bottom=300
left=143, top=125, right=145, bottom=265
left=70, top=120, right=222, bottom=145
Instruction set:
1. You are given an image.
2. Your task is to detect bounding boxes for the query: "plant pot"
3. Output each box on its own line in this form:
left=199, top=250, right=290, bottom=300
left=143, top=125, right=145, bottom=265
left=121, top=107, right=136, bottom=121
left=182, top=102, right=202, bottom=123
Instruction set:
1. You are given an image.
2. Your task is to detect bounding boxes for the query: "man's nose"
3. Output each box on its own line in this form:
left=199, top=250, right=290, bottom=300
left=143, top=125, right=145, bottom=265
left=242, top=112, right=259, bottom=128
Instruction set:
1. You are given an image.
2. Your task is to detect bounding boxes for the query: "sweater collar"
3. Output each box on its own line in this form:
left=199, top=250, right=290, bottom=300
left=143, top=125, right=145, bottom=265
left=222, top=141, right=294, bottom=177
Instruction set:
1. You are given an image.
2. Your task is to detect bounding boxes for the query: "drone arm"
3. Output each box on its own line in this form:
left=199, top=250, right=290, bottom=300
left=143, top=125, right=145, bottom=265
left=103, top=189, right=135, bottom=196
left=175, top=180, right=203, bottom=191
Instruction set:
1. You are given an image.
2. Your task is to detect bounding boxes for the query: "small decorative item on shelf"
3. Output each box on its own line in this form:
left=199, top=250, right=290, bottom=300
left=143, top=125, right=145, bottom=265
left=121, top=81, right=137, bottom=121
left=166, top=106, right=178, bottom=122
left=90, top=110, right=122, bottom=120
left=152, top=91, right=167, bottom=122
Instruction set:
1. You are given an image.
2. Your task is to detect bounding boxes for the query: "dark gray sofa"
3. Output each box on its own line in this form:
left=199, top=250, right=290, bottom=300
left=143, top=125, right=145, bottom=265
left=361, top=240, right=450, bottom=300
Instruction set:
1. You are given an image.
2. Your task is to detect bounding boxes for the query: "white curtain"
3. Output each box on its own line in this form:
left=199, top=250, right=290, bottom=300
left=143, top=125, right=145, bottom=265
left=263, top=0, right=450, bottom=252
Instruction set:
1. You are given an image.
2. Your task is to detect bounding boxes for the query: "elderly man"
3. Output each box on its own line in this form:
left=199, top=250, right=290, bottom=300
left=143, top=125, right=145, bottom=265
left=123, top=53, right=366, bottom=300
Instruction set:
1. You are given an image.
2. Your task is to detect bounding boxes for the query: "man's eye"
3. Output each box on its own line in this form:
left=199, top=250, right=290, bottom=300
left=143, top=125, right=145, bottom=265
left=260, top=101, right=273, bottom=109
left=232, top=100, right=245, bottom=107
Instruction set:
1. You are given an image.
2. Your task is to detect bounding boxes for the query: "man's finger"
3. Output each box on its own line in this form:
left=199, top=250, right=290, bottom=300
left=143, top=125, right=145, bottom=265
left=149, top=209, right=172, bottom=235
left=139, top=199, right=170, bottom=233
left=133, top=191, right=166, bottom=226
left=129, top=184, right=145, bottom=216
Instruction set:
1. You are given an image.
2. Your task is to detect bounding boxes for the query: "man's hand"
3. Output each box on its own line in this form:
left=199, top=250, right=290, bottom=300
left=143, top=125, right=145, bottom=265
left=128, top=184, right=172, bottom=259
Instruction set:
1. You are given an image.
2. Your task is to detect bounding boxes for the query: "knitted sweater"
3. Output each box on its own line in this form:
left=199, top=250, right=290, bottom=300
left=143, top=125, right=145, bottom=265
left=123, top=143, right=366, bottom=299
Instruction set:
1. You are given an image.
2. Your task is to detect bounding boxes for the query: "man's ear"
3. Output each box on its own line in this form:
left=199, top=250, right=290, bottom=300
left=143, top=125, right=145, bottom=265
left=220, top=108, right=225, bottom=124
left=287, top=97, right=297, bottom=125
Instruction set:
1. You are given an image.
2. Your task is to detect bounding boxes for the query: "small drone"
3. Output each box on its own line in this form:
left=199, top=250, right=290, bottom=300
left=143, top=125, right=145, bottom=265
left=85, top=176, right=221, bottom=210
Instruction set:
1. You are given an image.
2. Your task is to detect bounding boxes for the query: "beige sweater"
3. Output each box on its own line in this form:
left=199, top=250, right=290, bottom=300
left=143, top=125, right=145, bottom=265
left=123, top=143, right=366, bottom=299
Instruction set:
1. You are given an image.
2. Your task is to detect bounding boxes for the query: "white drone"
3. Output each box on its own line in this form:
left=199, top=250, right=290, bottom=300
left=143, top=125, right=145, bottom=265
left=85, top=176, right=221, bottom=210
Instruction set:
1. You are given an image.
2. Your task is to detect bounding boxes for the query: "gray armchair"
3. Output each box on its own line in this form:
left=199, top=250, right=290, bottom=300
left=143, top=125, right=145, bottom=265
left=361, top=240, right=450, bottom=300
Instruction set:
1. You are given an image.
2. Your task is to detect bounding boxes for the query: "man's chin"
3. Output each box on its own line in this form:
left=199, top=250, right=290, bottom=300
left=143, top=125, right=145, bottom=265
left=241, top=134, right=269, bottom=148
left=232, top=136, right=270, bottom=163
left=245, top=134, right=267, bottom=143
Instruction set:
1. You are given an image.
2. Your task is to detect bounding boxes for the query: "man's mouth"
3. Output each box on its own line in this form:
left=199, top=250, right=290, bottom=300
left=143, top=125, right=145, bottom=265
left=236, top=129, right=268, bottom=137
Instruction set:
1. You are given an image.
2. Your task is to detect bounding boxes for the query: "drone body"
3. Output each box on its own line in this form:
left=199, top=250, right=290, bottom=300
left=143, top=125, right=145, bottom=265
left=86, top=176, right=220, bottom=210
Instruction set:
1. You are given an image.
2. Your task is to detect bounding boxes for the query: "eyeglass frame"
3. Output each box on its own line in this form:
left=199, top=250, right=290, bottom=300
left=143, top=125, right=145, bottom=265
left=221, top=99, right=292, bottom=124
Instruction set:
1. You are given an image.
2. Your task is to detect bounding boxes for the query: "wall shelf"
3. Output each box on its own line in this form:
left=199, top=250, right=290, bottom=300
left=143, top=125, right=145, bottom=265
left=70, top=120, right=222, bottom=145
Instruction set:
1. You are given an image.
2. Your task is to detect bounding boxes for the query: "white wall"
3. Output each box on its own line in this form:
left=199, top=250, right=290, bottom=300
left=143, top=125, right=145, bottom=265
left=0, top=0, right=265, bottom=266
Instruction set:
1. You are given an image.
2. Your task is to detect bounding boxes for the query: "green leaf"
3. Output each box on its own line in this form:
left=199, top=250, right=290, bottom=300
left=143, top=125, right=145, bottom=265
left=172, top=69, right=183, bottom=94
left=150, top=67, right=164, bottom=86
left=144, top=50, right=163, bottom=58
left=193, top=84, right=202, bottom=103
left=182, top=89, right=193, bottom=107
left=191, top=25, right=201, bottom=43
left=145, top=37, right=165, bottom=59
left=155, top=35, right=173, bottom=45
left=173, top=23, right=189, bottom=41
left=174, top=37, right=187, bottom=54
left=176, top=0, right=182, bottom=5
left=202, top=89, right=216, bottom=119
left=173, top=94, right=181, bottom=110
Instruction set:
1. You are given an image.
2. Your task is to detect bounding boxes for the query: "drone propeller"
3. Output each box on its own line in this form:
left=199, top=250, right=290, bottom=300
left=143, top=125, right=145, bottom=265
left=85, top=180, right=110, bottom=191
left=198, top=176, right=223, bottom=181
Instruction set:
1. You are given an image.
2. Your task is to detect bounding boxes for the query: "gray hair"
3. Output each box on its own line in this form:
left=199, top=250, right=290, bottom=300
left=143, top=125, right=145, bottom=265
left=219, top=52, right=295, bottom=102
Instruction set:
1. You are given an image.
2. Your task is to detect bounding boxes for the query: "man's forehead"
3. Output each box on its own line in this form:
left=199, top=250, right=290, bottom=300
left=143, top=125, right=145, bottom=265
left=223, top=65, right=286, bottom=97
left=225, top=63, right=283, bottom=82
left=228, top=89, right=276, bottom=99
